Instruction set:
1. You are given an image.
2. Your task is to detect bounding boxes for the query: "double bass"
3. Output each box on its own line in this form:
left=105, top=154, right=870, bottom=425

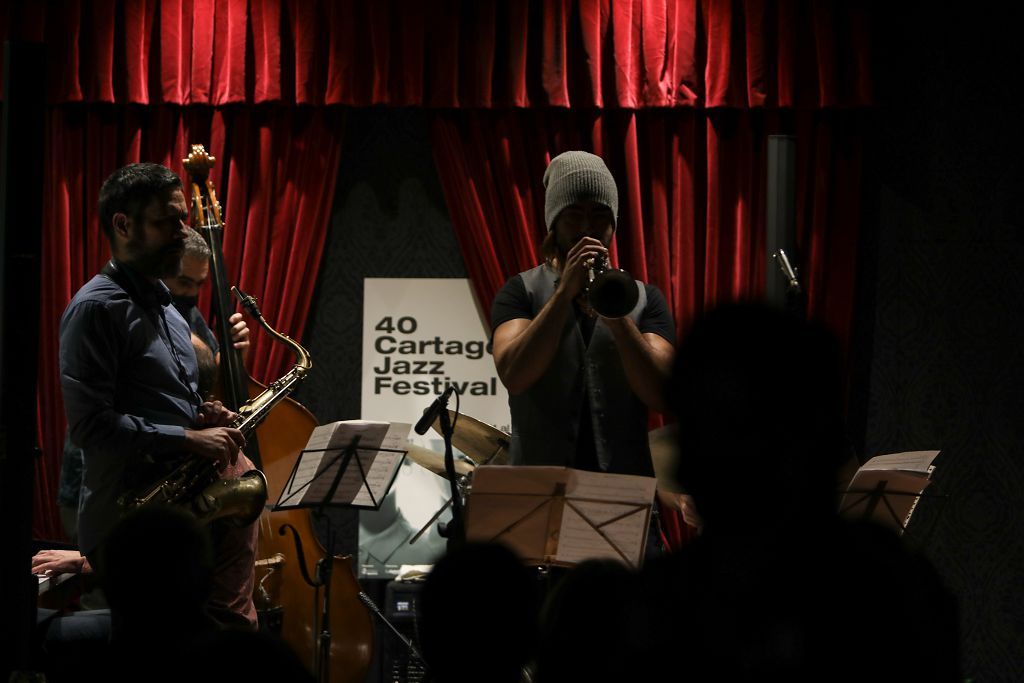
left=183, top=146, right=373, bottom=683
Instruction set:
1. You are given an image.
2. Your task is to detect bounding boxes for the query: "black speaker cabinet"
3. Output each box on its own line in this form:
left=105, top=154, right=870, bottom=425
left=381, top=580, right=427, bottom=683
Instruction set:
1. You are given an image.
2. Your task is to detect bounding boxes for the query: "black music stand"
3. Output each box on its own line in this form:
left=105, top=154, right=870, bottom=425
left=275, top=431, right=407, bottom=683
left=839, top=468, right=946, bottom=540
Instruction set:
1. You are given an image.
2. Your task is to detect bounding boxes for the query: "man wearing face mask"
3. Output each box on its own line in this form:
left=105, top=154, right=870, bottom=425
left=490, top=151, right=675, bottom=480
left=164, top=227, right=250, bottom=365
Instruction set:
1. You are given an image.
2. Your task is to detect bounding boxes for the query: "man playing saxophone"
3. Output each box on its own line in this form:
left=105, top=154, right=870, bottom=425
left=56, top=227, right=250, bottom=543
left=58, top=162, right=256, bottom=628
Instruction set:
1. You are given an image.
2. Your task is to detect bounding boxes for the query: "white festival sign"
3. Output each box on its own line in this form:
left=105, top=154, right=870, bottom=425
left=358, top=278, right=510, bottom=577
left=361, top=278, right=510, bottom=435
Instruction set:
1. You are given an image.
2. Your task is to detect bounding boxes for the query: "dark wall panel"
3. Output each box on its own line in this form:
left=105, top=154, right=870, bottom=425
left=860, top=6, right=1024, bottom=679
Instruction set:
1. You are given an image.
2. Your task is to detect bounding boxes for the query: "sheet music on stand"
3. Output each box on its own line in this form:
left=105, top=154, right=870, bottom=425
left=465, top=466, right=657, bottom=569
left=275, top=421, right=411, bottom=510
left=838, top=450, right=940, bottom=535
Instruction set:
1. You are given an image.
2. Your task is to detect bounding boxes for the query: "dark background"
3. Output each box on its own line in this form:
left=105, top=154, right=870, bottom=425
left=851, top=5, right=1024, bottom=680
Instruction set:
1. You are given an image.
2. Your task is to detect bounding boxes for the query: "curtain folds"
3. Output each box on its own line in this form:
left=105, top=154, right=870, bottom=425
left=33, top=105, right=343, bottom=539
left=432, top=109, right=864, bottom=340
left=1, top=0, right=872, bottom=108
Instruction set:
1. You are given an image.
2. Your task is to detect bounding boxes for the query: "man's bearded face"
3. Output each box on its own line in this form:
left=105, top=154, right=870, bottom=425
left=553, top=200, right=615, bottom=261
left=120, top=188, right=189, bottom=279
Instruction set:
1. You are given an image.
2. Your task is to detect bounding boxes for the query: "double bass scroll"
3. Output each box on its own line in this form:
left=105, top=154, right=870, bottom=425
left=182, top=145, right=263, bottom=468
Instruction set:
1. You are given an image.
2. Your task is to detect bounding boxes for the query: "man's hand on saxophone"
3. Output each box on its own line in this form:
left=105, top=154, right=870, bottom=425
left=184, top=424, right=245, bottom=469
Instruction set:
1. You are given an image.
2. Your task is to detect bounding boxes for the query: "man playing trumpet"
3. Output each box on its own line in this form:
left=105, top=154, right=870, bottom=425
left=491, top=151, right=675, bottom=486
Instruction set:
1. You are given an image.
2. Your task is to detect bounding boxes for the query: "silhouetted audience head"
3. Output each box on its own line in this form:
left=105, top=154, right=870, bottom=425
left=177, top=629, right=315, bottom=683
left=420, top=542, right=537, bottom=683
left=535, top=559, right=644, bottom=683
left=99, top=505, right=215, bottom=642
left=640, top=302, right=961, bottom=681
left=668, top=303, right=847, bottom=537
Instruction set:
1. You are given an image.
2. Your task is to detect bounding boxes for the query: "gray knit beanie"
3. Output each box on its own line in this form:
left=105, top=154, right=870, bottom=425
left=542, top=151, right=618, bottom=231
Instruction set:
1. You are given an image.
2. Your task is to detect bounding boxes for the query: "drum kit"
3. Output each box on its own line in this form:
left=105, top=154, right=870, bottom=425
left=401, top=411, right=509, bottom=543
left=405, top=410, right=510, bottom=474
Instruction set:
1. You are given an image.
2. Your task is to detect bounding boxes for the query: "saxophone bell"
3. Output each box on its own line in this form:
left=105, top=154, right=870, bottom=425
left=118, top=455, right=268, bottom=527
left=191, top=469, right=268, bottom=526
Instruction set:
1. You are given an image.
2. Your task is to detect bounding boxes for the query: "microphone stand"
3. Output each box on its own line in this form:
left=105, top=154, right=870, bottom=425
left=438, top=402, right=465, bottom=551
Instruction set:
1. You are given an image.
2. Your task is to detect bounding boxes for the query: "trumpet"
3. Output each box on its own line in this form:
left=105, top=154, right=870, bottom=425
left=584, top=255, right=640, bottom=319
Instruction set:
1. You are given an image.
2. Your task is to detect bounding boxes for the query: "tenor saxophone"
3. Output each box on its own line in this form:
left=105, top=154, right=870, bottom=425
left=118, top=286, right=312, bottom=526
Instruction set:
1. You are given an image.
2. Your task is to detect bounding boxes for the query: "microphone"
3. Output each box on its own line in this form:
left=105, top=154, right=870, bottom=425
left=773, top=248, right=802, bottom=295
left=414, top=385, right=455, bottom=435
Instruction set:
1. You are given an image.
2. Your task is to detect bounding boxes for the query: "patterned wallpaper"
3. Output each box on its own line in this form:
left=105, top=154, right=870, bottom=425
left=291, top=108, right=467, bottom=559
left=855, top=8, right=1024, bottom=676
left=860, top=176, right=1023, bottom=681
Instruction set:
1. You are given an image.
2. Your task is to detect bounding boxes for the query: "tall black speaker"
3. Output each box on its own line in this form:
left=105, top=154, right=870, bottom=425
left=381, top=580, right=428, bottom=683
left=766, top=135, right=802, bottom=312
left=0, top=39, right=46, bottom=680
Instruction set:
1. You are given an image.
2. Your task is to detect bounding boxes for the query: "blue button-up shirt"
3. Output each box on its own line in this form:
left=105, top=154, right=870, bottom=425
left=60, top=260, right=202, bottom=555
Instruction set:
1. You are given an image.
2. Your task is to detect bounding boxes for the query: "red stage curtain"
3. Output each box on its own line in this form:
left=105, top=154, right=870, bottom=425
left=0, top=0, right=872, bottom=108
left=12, top=0, right=873, bottom=544
left=433, top=109, right=864, bottom=344
left=432, top=109, right=865, bottom=547
left=34, top=105, right=343, bottom=540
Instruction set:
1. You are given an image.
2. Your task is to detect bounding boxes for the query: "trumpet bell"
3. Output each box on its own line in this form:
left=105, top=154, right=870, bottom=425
left=589, top=268, right=640, bottom=318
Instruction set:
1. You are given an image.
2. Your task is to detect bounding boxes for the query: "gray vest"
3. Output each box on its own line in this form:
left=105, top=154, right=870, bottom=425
left=508, top=264, right=653, bottom=475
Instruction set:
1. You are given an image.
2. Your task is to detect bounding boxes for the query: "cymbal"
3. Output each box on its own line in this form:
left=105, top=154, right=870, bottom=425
left=648, top=423, right=683, bottom=493
left=431, top=410, right=510, bottom=466
left=405, top=443, right=475, bottom=480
